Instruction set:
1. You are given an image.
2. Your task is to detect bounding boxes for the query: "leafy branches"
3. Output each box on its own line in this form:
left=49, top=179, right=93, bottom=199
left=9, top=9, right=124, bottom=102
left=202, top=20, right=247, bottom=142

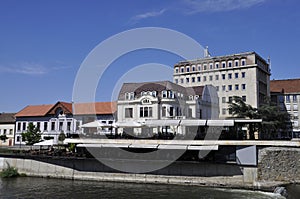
left=21, top=122, right=42, bottom=145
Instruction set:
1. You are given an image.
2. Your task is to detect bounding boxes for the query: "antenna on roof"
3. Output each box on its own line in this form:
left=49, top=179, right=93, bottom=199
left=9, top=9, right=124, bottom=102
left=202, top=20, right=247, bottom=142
left=204, top=46, right=211, bottom=58
left=267, top=56, right=271, bottom=72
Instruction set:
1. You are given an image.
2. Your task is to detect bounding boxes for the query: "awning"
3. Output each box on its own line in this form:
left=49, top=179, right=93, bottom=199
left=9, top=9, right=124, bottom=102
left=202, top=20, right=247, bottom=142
left=79, top=121, right=105, bottom=128
left=144, top=119, right=181, bottom=127
left=181, top=119, right=206, bottom=126
left=114, top=121, right=143, bottom=128
left=207, top=120, right=234, bottom=126
left=33, top=139, right=55, bottom=146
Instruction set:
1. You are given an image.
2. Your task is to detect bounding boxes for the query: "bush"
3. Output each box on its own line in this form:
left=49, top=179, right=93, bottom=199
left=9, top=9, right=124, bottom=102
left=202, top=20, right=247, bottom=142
left=0, top=162, right=19, bottom=178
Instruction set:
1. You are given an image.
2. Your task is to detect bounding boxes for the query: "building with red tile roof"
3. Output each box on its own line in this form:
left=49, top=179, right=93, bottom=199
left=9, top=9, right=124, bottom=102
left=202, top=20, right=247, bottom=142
left=14, top=101, right=116, bottom=145
left=270, top=79, right=300, bottom=135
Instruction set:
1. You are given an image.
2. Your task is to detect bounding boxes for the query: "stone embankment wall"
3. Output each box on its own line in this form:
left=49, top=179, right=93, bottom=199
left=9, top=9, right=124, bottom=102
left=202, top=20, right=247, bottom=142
left=257, top=147, right=300, bottom=183
left=0, top=156, right=257, bottom=189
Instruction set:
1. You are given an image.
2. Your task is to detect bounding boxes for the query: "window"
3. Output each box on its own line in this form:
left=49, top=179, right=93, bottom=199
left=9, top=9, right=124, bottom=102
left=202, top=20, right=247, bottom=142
left=222, top=74, right=225, bottom=80
left=228, top=85, right=232, bottom=91
left=175, top=79, right=178, bottom=84
left=228, top=96, right=233, bottom=103
left=228, top=73, right=232, bottom=79
left=228, top=61, right=232, bottom=67
left=242, top=84, right=246, bottom=90
left=203, top=64, right=207, bottom=70
left=9, top=129, right=13, bottom=135
left=181, top=67, right=184, bottom=73
left=152, top=91, right=157, bottom=97
left=192, top=65, right=196, bottom=71
left=161, top=90, right=167, bottom=98
left=293, top=95, right=297, bottom=102
left=216, top=86, right=219, bottom=91
left=185, top=77, right=189, bottom=83
left=17, top=122, right=21, bottom=131
left=197, top=76, right=201, bottom=82
left=125, top=92, right=134, bottom=100
left=44, top=122, right=48, bottom=131
left=16, top=136, right=20, bottom=142
left=59, top=122, right=63, bottom=131
left=192, top=77, right=195, bottom=83
left=293, top=104, right=298, bottom=111
left=222, top=85, right=226, bottom=91
left=286, top=95, right=290, bottom=103
left=162, top=106, right=167, bottom=117
left=222, top=97, right=226, bottom=103
left=242, top=72, right=245, bottom=78
left=175, top=68, right=179, bottom=73
left=180, top=78, right=184, bottom=84
left=198, top=65, right=201, bottom=71
left=203, top=76, right=207, bottom=81
left=235, top=60, right=239, bottom=67
left=140, top=107, right=153, bottom=118
left=209, top=63, right=213, bottom=69
left=279, top=95, right=284, bottom=103
left=215, top=63, right=219, bottom=69
left=125, top=108, right=133, bottom=118
left=286, top=104, right=291, bottom=110
left=186, top=67, right=190, bottom=72
left=241, top=59, right=246, bottom=66
left=51, top=122, right=55, bottom=131
left=228, top=108, right=233, bottom=114
left=215, top=75, right=219, bottom=80
left=242, top=96, right=246, bottom=102
left=235, top=73, right=239, bottom=79
left=235, top=84, right=239, bottom=90
left=222, top=62, right=226, bottom=68
left=209, top=75, right=213, bottom=81
left=3, top=129, right=6, bottom=135
left=22, top=122, right=26, bottom=131
left=170, top=107, right=174, bottom=117
left=168, top=91, right=175, bottom=98
left=37, top=122, right=40, bottom=130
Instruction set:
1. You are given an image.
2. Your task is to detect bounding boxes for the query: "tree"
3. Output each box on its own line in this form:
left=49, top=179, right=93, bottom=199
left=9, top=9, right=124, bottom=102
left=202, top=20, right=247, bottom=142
left=0, top=135, right=7, bottom=142
left=21, top=122, right=42, bottom=145
left=228, top=96, right=258, bottom=139
left=228, top=96, right=292, bottom=139
left=258, top=102, right=291, bottom=139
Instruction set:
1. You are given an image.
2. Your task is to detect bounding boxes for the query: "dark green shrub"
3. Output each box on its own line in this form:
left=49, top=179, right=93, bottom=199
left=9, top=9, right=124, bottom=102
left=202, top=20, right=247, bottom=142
left=0, top=162, right=19, bottom=178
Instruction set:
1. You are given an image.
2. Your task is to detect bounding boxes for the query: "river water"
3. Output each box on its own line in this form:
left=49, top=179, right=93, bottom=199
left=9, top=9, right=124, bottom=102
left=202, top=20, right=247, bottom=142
left=0, top=177, right=293, bottom=199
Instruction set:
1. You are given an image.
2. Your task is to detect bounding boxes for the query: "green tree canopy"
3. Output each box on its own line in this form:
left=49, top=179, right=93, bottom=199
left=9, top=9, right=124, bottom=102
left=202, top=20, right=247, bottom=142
left=21, top=122, right=42, bottom=145
left=228, top=96, right=291, bottom=139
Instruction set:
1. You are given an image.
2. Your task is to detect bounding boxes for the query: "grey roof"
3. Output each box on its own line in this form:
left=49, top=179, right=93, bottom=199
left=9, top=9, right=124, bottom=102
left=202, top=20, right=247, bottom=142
left=0, top=113, right=16, bottom=124
left=175, top=51, right=267, bottom=65
left=118, top=80, right=204, bottom=100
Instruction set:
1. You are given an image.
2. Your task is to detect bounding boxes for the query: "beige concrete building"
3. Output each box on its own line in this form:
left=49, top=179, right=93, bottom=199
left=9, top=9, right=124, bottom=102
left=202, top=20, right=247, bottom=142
left=270, top=79, right=300, bottom=137
left=173, top=51, right=270, bottom=118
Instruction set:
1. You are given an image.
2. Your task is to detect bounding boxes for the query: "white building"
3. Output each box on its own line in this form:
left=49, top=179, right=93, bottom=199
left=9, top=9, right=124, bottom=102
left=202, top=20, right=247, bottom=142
left=173, top=51, right=270, bottom=118
left=0, top=113, right=15, bottom=146
left=14, top=101, right=116, bottom=145
left=117, top=81, right=219, bottom=137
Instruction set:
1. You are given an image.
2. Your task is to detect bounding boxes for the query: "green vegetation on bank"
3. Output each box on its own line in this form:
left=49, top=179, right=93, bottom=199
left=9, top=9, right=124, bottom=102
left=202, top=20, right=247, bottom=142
left=0, top=163, right=21, bottom=178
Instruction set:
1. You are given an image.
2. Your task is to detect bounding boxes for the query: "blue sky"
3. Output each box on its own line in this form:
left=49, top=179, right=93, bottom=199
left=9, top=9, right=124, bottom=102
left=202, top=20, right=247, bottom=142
left=0, top=0, right=299, bottom=112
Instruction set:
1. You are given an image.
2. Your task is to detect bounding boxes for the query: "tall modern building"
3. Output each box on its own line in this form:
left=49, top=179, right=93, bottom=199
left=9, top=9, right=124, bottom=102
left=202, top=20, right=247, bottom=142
left=173, top=51, right=271, bottom=118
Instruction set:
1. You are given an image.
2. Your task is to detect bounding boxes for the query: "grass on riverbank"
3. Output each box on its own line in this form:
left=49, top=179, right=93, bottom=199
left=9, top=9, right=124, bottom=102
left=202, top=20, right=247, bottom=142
left=0, top=162, right=26, bottom=178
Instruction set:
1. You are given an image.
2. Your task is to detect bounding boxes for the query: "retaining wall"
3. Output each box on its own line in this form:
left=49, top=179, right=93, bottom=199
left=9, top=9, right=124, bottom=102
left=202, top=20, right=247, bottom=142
left=257, top=147, right=300, bottom=183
